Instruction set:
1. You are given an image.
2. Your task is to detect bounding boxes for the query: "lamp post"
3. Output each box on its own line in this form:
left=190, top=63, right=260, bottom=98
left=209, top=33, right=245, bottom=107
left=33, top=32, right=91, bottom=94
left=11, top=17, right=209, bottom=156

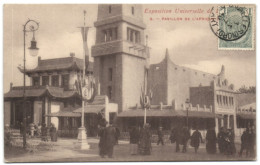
left=185, top=99, right=190, bottom=128
left=22, top=19, right=39, bottom=149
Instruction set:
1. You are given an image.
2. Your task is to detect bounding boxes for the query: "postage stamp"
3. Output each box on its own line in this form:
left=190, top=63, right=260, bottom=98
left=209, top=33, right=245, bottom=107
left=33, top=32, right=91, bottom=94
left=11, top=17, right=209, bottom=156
left=209, top=5, right=255, bottom=50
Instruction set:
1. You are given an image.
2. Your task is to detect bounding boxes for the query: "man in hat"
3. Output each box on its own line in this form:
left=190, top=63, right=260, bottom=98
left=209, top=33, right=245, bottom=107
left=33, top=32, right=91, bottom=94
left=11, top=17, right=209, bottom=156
left=157, top=126, right=164, bottom=145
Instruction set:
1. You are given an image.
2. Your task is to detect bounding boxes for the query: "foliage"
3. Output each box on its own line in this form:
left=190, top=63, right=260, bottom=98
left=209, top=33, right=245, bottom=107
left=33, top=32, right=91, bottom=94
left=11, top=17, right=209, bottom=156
left=237, top=85, right=256, bottom=94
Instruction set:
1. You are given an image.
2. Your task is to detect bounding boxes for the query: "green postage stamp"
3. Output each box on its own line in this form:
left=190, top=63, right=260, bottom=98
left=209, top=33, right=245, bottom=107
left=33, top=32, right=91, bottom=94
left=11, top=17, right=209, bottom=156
left=210, top=5, right=255, bottom=50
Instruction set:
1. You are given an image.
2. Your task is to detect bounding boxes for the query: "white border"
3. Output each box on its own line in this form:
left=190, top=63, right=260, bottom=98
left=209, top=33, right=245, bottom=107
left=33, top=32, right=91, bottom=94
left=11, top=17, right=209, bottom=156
left=0, top=1, right=259, bottom=165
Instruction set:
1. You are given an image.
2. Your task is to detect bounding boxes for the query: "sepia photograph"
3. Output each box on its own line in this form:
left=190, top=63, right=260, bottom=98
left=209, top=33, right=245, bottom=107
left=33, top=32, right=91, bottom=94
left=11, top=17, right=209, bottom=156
left=3, top=3, right=256, bottom=162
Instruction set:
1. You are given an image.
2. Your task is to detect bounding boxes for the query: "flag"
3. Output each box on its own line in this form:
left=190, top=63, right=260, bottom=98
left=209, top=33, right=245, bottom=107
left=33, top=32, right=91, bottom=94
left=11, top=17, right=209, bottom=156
left=81, top=27, right=90, bottom=73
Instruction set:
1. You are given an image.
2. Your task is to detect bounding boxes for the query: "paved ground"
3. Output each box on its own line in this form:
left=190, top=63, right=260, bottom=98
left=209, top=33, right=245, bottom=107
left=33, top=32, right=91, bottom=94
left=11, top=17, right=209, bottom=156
left=5, top=137, right=255, bottom=162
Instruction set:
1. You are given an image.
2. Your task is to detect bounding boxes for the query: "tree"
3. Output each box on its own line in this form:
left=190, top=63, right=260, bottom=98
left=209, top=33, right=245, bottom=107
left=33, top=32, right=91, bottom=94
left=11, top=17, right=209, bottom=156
left=237, top=85, right=256, bottom=94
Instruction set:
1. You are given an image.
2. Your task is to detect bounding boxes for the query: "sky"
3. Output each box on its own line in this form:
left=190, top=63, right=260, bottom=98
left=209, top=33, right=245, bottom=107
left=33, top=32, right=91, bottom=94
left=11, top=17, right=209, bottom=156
left=3, top=4, right=256, bottom=93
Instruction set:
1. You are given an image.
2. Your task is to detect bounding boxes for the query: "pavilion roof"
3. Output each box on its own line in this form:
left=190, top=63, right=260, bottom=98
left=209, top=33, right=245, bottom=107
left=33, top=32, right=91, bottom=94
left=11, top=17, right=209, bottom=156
left=4, top=86, right=79, bottom=99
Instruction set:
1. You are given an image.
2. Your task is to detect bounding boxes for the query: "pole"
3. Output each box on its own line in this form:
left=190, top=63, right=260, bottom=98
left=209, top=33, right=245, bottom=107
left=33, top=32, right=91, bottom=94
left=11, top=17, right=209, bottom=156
left=144, top=107, right=146, bottom=124
left=81, top=55, right=85, bottom=128
left=81, top=10, right=86, bottom=129
left=23, top=26, right=27, bottom=149
left=186, top=107, right=189, bottom=127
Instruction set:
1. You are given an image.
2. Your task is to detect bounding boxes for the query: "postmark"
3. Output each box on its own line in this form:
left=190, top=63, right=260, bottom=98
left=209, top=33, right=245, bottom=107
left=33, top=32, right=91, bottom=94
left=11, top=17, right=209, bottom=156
left=209, top=5, right=254, bottom=50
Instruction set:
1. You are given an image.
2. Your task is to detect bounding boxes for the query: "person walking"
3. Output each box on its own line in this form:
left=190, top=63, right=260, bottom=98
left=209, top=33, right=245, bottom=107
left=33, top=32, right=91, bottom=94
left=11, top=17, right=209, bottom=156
left=41, top=123, right=48, bottom=142
left=182, top=127, right=190, bottom=153
left=206, top=127, right=217, bottom=154
left=175, top=126, right=183, bottom=153
left=129, top=126, right=140, bottom=155
left=104, top=123, right=118, bottom=158
left=50, top=123, right=58, bottom=142
left=139, top=124, right=152, bottom=155
left=239, top=128, right=249, bottom=157
left=157, top=126, right=164, bottom=146
left=98, top=122, right=107, bottom=158
left=217, top=127, right=225, bottom=154
left=190, top=128, right=203, bottom=153
left=247, top=127, right=256, bottom=158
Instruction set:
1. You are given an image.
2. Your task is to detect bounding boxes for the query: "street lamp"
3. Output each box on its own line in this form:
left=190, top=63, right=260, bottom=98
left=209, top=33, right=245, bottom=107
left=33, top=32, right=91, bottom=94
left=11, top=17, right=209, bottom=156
left=185, top=98, right=190, bottom=128
left=22, top=19, right=39, bottom=149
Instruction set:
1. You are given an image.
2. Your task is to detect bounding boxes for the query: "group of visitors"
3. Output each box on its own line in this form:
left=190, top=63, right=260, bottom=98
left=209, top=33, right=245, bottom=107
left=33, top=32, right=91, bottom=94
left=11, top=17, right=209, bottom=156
left=98, top=122, right=120, bottom=158
left=239, top=126, right=256, bottom=157
left=41, top=123, right=58, bottom=142
left=170, top=126, right=191, bottom=153
left=18, top=122, right=58, bottom=142
left=217, top=127, right=236, bottom=155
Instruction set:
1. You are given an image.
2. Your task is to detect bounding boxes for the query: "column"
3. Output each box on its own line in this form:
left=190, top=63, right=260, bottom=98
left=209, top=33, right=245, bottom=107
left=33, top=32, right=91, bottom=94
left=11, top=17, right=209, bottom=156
left=133, top=31, right=136, bottom=43
left=59, top=75, right=62, bottom=87
left=227, top=115, right=230, bottom=129
left=221, top=115, right=224, bottom=127
left=233, top=113, right=238, bottom=136
left=215, top=117, right=219, bottom=134
left=49, top=75, right=52, bottom=86
left=127, top=28, right=130, bottom=41
left=39, top=76, right=42, bottom=86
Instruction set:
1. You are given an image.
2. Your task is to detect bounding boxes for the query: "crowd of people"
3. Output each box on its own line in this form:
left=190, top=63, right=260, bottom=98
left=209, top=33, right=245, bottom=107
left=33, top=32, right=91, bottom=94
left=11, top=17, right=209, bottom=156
left=18, top=122, right=58, bottom=142
left=97, top=122, right=256, bottom=158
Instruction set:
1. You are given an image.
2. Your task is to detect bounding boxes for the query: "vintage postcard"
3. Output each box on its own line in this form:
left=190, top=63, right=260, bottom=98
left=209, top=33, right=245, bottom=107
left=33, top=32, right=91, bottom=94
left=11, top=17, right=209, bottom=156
left=3, top=4, right=256, bottom=162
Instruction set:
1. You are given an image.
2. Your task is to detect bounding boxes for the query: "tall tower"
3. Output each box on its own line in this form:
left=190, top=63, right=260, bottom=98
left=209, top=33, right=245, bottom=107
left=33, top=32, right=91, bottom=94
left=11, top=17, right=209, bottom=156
left=92, top=4, right=148, bottom=112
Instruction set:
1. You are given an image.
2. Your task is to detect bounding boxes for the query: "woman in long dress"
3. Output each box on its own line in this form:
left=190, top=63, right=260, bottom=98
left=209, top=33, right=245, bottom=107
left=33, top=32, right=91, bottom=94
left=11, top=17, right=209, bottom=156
left=190, top=129, right=203, bottom=153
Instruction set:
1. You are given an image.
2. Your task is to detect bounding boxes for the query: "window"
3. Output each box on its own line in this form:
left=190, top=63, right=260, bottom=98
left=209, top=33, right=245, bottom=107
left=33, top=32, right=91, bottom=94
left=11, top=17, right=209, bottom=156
left=114, top=28, right=118, bottom=40
left=219, top=95, right=222, bottom=105
left=61, top=74, right=70, bottom=90
left=127, top=28, right=140, bottom=43
left=103, top=27, right=118, bottom=42
left=108, top=86, right=112, bottom=100
left=132, top=6, right=135, bottom=15
left=108, top=68, right=113, bottom=81
left=51, top=75, right=59, bottom=87
left=229, top=97, right=234, bottom=106
left=42, top=76, right=49, bottom=86
left=32, top=77, right=40, bottom=86
left=109, top=5, right=112, bottom=13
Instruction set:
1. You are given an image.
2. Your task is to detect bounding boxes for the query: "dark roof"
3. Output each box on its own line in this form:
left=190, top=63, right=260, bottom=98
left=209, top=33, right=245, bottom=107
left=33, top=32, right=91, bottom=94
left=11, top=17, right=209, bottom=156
left=73, top=105, right=105, bottom=114
left=19, top=56, right=93, bottom=74
left=47, top=111, right=81, bottom=117
left=118, top=109, right=215, bottom=118
left=237, top=113, right=256, bottom=120
left=236, top=93, right=256, bottom=107
left=4, top=86, right=79, bottom=99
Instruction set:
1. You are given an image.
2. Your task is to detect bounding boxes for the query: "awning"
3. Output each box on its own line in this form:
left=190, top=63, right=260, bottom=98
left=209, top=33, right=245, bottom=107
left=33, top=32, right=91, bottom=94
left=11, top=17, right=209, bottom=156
left=237, top=113, right=256, bottom=120
left=117, top=109, right=215, bottom=118
left=73, top=105, right=105, bottom=114
left=47, top=111, right=81, bottom=117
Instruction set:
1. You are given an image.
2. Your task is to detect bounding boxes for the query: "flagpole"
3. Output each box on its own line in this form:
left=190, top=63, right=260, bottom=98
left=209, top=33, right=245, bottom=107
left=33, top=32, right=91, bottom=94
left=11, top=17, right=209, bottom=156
left=144, top=107, right=146, bottom=124
left=81, top=10, right=86, bottom=130
left=75, top=10, right=90, bottom=150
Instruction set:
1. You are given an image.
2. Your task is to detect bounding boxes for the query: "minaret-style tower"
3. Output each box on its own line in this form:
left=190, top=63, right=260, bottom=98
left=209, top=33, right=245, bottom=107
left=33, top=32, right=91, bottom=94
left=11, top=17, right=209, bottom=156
left=92, top=4, right=148, bottom=112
